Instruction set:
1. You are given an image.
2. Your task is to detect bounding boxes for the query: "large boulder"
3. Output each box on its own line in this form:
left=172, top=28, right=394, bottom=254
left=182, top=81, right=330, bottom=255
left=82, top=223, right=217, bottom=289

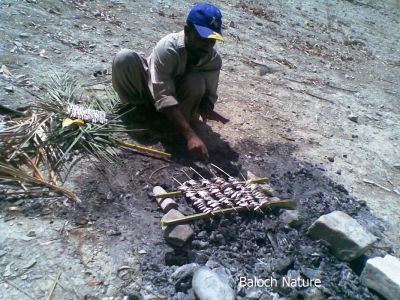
left=360, top=255, right=400, bottom=300
left=307, top=211, right=377, bottom=261
left=192, top=266, right=235, bottom=300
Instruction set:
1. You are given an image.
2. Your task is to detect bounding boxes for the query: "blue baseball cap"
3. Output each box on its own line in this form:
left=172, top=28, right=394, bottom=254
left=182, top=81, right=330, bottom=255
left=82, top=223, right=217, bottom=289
left=187, top=3, right=223, bottom=41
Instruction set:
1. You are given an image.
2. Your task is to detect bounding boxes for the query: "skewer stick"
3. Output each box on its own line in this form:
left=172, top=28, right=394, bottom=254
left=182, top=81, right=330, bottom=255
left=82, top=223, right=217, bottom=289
left=156, top=191, right=182, bottom=198
left=190, top=167, right=205, bottom=180
left=172, top=177, right=182, bottom=186
left=160, top=199, right=296, bottom=226
left=181, top=169, right=192, bottom=180
left=117, top=140, right=172, bottom=159
left=155, top=177, right=269, bottom=199
left=210, top=163, right=232, bottom=178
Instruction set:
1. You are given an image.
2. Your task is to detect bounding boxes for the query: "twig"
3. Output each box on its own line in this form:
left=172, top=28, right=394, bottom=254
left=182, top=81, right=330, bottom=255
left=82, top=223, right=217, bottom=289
left=324, top=81, right=358, bottom=93
left=47, top=271, right=61, bottom=300
left=19, top=151, right=46, bottom=181
left=303, top=91, right=334, bottom=104
left=2, top=278, right=36, bottom=300
left=363, top=179, right=392, bottom=192
left=149, top=165, right=170, bottom=181
left=0, top=162, right=81, bottom=202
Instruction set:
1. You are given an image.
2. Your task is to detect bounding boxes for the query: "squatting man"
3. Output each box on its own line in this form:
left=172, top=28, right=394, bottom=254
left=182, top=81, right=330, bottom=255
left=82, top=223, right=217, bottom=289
left=112, top=3, right=229, bottom=161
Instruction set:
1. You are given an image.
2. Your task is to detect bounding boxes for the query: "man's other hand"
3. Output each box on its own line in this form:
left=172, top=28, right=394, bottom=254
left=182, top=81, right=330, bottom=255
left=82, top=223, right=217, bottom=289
left=199, top=109, right=229, bottom=124
left=187, top=134, right=209, bottom=161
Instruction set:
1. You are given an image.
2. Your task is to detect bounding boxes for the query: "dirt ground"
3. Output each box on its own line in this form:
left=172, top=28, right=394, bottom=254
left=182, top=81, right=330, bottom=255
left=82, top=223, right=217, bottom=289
left=1, top=0, right=399, bottom=299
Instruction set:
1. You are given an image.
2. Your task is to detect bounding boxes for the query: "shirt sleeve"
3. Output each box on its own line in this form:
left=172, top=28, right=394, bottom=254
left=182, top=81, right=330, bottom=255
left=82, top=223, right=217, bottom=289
left=148, top=39, right=180, bottom=111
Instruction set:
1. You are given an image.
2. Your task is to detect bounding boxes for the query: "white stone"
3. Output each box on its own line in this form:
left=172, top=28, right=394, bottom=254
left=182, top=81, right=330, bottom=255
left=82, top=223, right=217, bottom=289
left=192, top=266, right=235, bottom=300
left=307, top=211, right=377, bottom=261
left=361, top=255, right=400, bottom=300
left=153, top=186, right=178, bottom=212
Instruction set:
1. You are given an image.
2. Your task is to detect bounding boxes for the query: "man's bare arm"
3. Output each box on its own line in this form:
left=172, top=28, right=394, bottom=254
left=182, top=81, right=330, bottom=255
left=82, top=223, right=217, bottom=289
left=162, top=106, right=209, bottom=161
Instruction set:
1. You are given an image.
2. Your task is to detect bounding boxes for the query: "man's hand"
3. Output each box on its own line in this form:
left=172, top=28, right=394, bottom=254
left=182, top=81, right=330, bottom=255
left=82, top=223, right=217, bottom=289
left=187, top=134, right=209, bottom=161
left=199, top=109, right=229, bottom=124
left=162, top=105, right=209, bottom=161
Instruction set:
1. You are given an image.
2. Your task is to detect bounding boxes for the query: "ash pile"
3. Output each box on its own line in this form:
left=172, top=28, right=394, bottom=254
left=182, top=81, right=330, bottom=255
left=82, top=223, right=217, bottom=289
left=140, top=165, right=398, bottom=300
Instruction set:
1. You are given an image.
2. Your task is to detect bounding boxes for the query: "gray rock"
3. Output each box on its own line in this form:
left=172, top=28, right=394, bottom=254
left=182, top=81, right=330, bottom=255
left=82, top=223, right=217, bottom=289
left=245, top=287, right=263, bottom=299
left=307, top=211, right=377, bottom=261
left=192, top=266, right=235, bottom=300
left=348, top=114, right=358, bottom=123
left=360, top=255, right=400, bottom=300
left=171, top=263, right=199, bottom=284
left=205, top=259, right=220, bottom=269
left=279, top=210, right=303, bottom=228
left=173, top=292, right=188, bottom=300
left=192, top=240, right=209, bottom=249
left=161, top=209, right=193, bottom=247
left=302, top=287, right=324, bottom=300
left=4, top=86, right=14, bottom=93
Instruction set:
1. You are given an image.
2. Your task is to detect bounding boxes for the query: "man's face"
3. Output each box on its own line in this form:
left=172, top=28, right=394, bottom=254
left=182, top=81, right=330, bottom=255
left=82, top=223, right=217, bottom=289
left=185, top=25, right=216, bottom=59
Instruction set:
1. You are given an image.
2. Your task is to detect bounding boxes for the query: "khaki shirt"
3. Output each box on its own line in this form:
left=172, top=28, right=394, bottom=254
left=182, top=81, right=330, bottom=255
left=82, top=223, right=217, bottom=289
left=147, top=31, right=222, bottom=111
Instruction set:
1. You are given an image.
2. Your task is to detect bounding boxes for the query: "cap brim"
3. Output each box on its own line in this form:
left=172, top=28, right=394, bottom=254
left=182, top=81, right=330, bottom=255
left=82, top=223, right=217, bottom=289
left=193, top=24, right=223, bottom=41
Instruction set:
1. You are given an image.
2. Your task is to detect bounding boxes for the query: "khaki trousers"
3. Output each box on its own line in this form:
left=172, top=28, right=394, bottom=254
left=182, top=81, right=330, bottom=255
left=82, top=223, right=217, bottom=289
left=112, top=49, right=206, bottom=121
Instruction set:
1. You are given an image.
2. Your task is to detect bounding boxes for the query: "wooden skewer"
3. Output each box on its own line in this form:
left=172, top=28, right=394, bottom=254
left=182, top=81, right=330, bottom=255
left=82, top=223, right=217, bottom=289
left=161, top=199, right=296, bottom=226
left=157, top=191, right=182, bottom=198
left=117, top=140, right=172, bottom=159
left=172, top=177, right=182, bottom=186
left=155, top=177, right=269, bottom=199
left=210, top=163, right=232, bottom=178
left=190, top=167, right=205, bottom=179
